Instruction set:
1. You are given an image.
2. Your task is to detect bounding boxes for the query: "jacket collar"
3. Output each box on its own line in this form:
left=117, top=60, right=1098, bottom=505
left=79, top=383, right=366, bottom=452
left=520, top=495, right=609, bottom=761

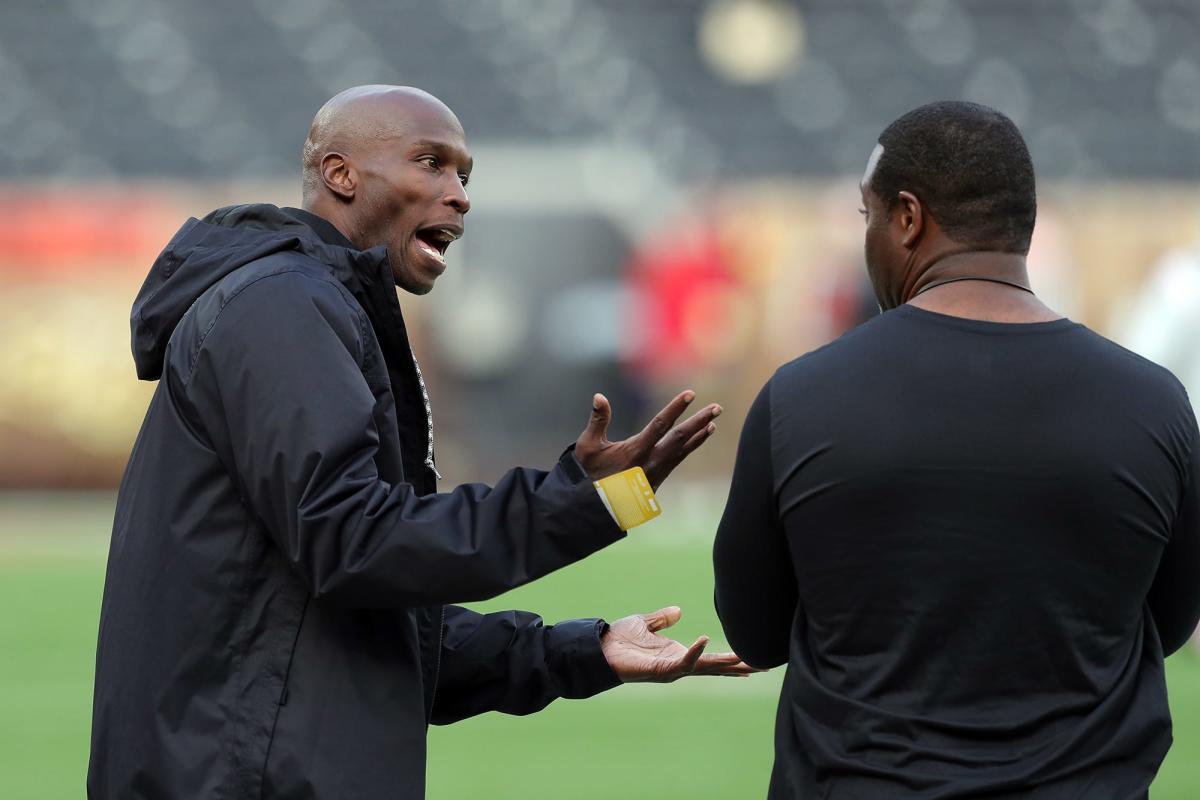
left=280, top=207, right=355, bottom=250
left=278, top=209, right=436, bottom=485
left=264, top=207, right=411, bottom=360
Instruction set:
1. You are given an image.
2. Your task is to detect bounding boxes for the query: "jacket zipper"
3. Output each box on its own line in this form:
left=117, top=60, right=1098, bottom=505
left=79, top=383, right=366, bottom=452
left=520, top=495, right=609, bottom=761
left=409, top=349, right=441, bottom=481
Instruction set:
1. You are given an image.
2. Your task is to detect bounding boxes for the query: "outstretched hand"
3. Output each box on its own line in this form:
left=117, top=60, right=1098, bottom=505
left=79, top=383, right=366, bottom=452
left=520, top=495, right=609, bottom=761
left=600, top=606, right=761, bottom=683
left=574, top=390, right=721, bottom=489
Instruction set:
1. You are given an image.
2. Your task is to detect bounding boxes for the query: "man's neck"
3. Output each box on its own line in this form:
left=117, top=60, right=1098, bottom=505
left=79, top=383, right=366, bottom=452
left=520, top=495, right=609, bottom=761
left=905, top=251, right=1061, bottom=323
left=298, top=202, right=358, bottom=249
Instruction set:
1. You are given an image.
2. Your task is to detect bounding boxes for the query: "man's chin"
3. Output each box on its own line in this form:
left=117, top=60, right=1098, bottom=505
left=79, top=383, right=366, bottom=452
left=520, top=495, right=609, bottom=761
left=390, top=263, right=439, bottom=296
left=394, top=277, right=436, bottom=296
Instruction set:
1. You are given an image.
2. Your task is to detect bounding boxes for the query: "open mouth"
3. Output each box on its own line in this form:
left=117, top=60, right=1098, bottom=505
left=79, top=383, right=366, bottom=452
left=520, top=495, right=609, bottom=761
left=414, top=225, right=462, bottom=264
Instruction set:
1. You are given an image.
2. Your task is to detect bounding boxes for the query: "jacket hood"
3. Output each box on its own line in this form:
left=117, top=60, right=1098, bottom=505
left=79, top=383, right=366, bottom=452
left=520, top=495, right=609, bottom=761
left=130, top=204, right=385, bottom=380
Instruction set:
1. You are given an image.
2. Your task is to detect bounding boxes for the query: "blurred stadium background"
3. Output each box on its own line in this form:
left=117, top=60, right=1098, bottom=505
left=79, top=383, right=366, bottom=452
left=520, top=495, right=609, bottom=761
left=1, top=0, right=1199, bottom=797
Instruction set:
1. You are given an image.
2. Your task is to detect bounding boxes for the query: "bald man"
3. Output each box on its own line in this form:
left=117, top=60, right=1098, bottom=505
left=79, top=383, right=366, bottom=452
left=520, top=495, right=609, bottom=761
left=88, top=86, right=745, bottom=800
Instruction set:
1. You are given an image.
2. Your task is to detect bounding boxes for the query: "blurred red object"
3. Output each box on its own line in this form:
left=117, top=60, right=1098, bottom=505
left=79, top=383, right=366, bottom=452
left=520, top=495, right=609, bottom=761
left=0, top=189, right=179, bottom=277
left=624, top=219, right=749, bottom=379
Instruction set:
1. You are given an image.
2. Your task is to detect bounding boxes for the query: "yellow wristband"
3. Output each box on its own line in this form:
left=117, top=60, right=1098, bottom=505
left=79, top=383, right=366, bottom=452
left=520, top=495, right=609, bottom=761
left=593, top=466, right=662, bottom=530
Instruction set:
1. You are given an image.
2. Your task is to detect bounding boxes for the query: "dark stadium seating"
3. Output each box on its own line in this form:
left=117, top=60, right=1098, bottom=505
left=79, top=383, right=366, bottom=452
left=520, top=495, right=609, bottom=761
left=3, top=0, right=1197, bottom=180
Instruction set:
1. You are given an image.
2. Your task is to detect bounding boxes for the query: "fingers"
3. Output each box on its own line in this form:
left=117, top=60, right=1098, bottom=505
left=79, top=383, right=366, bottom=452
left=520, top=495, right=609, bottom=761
left=679, top=418, right=718, bottom=457
left=643, top=403, right=721, bottom=487
left=635, top=390, right=696, bottom=449
left=642, top=605, right=682, bottom=632
left=678, top=635, right=709, bottom=673
left=667, top=403, right=722, bottom=447
left=692, top=653, right=764, bottom=677
left=579, top=393, right=611, bottom=445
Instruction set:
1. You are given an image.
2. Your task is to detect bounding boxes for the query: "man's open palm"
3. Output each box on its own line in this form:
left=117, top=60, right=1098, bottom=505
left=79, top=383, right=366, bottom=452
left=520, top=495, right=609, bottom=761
left=575, top=391, right=721, bottom=489
left=600, top=606, right=760, bottom=683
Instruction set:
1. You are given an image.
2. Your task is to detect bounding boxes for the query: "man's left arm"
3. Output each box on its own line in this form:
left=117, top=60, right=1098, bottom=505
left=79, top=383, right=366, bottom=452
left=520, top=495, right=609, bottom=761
left=1147, top=407, right=1200, bottom=655
left=429, top=606, right=617, bottom=725
left=431, top=604, right=760, bottom=725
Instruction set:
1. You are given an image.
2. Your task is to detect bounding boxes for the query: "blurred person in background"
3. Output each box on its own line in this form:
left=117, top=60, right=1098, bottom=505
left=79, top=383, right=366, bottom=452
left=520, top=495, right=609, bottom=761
left=87, top=85, right=749, bottom=800
left=714, top=101, right=1200, bottom=798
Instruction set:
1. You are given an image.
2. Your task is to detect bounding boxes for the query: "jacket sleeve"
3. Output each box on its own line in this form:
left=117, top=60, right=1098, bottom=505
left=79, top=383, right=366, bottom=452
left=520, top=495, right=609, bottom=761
left=712, top=382, right=798, bottom=669
left=183, top=270, right=624, bottom=608
left=1147, top=411, right=1200, bottom=655
left=430, top=605, right=621, bottom=725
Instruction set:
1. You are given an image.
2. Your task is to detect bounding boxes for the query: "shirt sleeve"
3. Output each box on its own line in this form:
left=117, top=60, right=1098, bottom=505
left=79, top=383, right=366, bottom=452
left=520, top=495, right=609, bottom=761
left=712, top=381, right=798, bottom=669
left=184, top=271, right=624, bottom=609
left=1147, top=411, right=1200, bottom=655
left=430, top=605, right=621, bottom=725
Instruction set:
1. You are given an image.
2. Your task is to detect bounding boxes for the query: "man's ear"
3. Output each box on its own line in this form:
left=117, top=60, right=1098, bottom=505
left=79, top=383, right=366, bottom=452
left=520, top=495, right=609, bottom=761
left=896, top=190, right=924, bottom=249
left=321, top=152, right=356, bottom=201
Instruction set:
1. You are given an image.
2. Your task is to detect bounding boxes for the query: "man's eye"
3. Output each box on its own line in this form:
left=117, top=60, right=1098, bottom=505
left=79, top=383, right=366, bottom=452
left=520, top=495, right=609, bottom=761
left=458, top=174, right=470, bottom=187
left=858, top=208, right=868, bottom=219
left=420, top=156, right=439, bottom=170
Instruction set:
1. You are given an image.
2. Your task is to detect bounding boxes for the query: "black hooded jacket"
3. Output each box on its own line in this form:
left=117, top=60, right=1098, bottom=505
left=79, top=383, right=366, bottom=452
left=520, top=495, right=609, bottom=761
left=88, top=204, right=625, bottom=799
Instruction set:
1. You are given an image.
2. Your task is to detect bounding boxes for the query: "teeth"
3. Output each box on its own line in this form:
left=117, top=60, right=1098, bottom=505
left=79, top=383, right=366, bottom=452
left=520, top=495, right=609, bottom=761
left=417, top=240, right=445, bottom=262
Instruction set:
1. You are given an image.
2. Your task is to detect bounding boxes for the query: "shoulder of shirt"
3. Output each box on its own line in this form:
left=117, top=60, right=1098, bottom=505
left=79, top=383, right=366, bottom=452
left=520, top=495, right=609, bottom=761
left=1075, top=326, right=1192, bottom=406
left=765, top=312, right=1193, bottom=417
left=769, top=311, right=893, bottom=383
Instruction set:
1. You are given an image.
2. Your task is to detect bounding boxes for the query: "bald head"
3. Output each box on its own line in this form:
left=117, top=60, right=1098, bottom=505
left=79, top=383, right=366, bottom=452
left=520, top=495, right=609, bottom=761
left=301, top=85, right=465, bottom=201
left=299, top=85, right=473, bottom=294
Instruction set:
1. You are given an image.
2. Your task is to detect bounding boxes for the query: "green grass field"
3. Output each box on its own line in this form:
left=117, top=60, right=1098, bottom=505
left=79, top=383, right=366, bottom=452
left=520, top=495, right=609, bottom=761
left=2, top=492, right=1198, bottom=798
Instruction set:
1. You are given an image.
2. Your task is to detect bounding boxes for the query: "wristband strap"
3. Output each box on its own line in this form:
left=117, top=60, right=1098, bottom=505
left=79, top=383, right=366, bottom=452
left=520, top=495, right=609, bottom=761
left=593, top=467, right=662, bottom=530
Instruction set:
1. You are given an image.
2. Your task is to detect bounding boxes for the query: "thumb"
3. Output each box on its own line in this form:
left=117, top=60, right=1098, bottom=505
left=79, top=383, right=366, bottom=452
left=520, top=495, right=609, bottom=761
left=643, top=605, right=682, bottom=633
left=581, top=393, right=611, bottom=443
left=679, top=636, right=710, bottom=673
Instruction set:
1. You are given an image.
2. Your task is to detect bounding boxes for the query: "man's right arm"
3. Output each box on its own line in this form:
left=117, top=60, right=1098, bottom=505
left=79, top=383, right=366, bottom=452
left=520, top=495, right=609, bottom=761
left=1147, top=411, right=1200, bottom=655
left=713, top=382, right=798, bottom=669
left=183, top=272, right=624, bottom=609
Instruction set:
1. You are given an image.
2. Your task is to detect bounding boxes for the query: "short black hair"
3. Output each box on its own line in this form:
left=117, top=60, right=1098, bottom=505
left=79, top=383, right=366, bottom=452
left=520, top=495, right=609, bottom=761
left=870, top=101, right=1037, bottom=255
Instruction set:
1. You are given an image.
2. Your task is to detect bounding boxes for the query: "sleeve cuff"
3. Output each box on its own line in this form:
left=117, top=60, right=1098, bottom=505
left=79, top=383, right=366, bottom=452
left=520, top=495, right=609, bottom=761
left=558, top=443, right=588, bottom=482
left=545, top=617, right=622, bottom=699
left=557, top=447, right=625, bottom=534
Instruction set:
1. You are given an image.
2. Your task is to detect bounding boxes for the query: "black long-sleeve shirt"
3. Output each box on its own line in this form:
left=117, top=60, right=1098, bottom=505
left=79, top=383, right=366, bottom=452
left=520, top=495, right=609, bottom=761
left=714, top=304, right=1200, bottom=799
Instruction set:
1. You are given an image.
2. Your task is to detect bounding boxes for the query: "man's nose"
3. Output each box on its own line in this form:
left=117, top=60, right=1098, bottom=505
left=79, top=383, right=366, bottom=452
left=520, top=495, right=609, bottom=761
left=445, top=180, right=470, bottom=215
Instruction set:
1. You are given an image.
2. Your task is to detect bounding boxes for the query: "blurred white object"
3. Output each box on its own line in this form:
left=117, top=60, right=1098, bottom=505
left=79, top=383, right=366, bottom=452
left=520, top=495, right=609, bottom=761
left=1122, top=244, right=1200, bottom=418
left=698, top=0, right=804, bottom=85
